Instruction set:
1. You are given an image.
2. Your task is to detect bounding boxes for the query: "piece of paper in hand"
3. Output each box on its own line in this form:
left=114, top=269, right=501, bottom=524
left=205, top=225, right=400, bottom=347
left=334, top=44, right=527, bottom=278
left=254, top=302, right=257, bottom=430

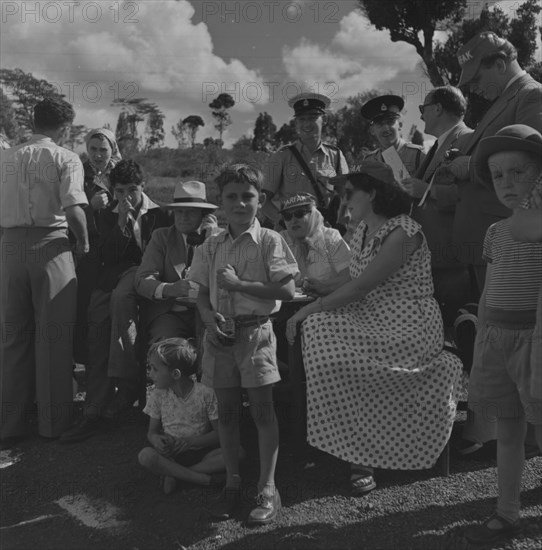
left=381, top=146, right=410, bottom=185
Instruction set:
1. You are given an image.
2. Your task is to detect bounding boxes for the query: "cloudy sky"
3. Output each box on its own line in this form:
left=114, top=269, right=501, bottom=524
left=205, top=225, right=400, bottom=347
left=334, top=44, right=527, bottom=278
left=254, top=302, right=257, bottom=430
left=1, top=0, right=537, bottom=148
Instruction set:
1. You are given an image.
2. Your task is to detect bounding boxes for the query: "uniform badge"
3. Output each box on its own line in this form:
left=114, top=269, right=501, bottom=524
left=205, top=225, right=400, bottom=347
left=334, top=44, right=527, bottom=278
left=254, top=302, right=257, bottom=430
left=458, top=51, right=473, bottom=66
left=381, top=103, right=387, bottom=111
left=303, top=99, right=309, bottom=106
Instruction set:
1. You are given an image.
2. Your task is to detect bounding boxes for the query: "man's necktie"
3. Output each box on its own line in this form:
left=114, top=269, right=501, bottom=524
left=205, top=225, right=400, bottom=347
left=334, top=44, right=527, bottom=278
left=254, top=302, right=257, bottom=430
left=418, top=139, right=439, bottom=181
left=181, top=245, right=194, bottom=279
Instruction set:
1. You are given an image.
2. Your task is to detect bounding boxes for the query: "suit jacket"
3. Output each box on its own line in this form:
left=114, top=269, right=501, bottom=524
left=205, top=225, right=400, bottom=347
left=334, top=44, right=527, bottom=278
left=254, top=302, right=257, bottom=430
left=134, top=226, right=191, bottom=324
left=412, top=122, right=473, bottom=269
left=96, top=194, right=172, bottom=292
left=435, top=73, right=542, bottom=265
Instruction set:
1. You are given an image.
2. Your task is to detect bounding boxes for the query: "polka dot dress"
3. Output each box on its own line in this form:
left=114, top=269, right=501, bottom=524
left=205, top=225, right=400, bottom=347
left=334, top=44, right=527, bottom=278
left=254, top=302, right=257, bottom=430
left=302, top=215, right=462, bottom=470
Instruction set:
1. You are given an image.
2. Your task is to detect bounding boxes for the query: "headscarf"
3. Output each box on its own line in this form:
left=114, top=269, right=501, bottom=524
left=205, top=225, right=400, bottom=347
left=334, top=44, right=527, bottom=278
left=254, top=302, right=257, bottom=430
left=85, top=128, right=121, bottom=169
left=282, top=203, right=327, bottom=280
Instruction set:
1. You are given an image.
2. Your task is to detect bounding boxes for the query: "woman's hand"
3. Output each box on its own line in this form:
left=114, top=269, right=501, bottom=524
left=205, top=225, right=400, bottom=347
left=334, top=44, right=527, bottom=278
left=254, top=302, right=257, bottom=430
left=286, top=306, right=312, bottom=346
left=90, top=190, right=109, bottom=211
left=172, top=437, right=192, bottom=454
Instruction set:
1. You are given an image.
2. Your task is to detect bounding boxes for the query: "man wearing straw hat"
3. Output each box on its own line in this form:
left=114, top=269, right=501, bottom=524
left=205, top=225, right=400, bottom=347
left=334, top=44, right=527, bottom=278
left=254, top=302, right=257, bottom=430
left=135, top=181, right=219, bottom=343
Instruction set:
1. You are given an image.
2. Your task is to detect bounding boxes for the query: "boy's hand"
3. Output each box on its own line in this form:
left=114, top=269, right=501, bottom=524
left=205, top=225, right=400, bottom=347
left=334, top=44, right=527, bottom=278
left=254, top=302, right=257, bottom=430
left=163, top=280, right=191, bottom=299
left=118, top=198, right=136, bottom=229
left=172, top=437, right=192, bottom=454
left=150, top=434, right=171, bottom=454
left=204, top=313, right=233, bottom=346
left=217, top=264, right=240, bottom=290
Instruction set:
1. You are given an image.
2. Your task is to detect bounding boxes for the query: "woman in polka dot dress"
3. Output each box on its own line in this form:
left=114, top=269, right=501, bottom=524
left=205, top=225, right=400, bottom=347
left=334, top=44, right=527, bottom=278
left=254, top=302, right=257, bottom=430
left=286, top=162, right=462, bottom=494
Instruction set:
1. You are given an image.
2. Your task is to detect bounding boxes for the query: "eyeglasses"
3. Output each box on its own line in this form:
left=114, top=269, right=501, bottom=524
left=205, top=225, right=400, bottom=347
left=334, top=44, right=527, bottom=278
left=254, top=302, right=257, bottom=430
left=418, top=102, right=436, bottom=114
left=282, top=208, right=311, bottom=221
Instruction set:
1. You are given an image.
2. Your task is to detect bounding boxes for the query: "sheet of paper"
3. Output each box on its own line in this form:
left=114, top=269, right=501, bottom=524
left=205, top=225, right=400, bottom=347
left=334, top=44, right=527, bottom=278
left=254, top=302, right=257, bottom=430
left=381, top=146, right=410, bottom=184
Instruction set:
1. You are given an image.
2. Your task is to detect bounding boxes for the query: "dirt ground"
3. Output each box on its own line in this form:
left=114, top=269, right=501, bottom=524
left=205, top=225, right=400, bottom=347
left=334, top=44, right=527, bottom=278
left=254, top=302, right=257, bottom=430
left=1, top=396, right=541, bottom=550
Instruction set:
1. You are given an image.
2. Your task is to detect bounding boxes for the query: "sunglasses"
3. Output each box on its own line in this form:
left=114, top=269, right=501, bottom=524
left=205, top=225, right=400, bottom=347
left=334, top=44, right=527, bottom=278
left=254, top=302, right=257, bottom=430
left=282, top=208, right=311, bottom=221
left=418, top=102, right=436, bottom=114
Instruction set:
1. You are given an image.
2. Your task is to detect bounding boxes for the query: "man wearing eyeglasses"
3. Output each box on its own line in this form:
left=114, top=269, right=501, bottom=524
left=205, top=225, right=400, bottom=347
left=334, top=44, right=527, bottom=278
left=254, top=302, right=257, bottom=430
left=262, top=92, right=348, bottom=230
left=361, top=95, right=425, bottom=178
left=442, top=31, right=542, bottom=295
left=402, top=86, right=474, bottom=324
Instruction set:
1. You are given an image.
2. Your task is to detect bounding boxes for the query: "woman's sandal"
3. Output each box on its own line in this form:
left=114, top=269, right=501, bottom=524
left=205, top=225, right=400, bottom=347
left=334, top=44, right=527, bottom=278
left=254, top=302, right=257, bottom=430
left=350, top=466, right=376, bottom=496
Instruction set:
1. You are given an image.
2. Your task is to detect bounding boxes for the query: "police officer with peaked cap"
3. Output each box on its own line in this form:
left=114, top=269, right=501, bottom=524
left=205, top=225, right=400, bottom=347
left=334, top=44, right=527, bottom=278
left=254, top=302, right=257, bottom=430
left=362, top=94, right=425, bottom=178
left=262, top=91, right=348, bottom=229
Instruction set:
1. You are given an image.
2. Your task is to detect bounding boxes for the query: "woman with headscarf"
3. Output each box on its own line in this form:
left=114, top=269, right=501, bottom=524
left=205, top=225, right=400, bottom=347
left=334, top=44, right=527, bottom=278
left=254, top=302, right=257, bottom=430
left=279, top=193, right=351, bottom=296
left=74, top=128, right=121, bottom=364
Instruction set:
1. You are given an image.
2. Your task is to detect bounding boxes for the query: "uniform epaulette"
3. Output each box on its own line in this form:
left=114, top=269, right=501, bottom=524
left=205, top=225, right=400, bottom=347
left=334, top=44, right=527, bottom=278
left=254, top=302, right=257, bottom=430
left=404, top=142, right=424, bottom=150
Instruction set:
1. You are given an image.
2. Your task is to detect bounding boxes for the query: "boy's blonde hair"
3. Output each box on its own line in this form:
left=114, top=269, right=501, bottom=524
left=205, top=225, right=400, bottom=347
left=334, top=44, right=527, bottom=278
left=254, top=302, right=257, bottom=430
left=147, top=337, right=198, bottom=377
left=215, top=163, right=264, bottom=194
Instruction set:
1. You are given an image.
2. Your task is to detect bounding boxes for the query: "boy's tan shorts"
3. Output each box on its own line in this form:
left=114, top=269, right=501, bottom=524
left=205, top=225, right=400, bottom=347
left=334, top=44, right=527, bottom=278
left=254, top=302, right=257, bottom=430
left=201, top=320, right=280, bottom=389
left=468, top=324, right=542, bottom=425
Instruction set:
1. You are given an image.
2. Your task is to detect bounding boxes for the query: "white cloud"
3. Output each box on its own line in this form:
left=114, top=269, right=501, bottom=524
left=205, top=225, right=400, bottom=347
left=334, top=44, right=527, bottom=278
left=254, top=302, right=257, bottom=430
left=1, top=0, right=265, bottom=145
left=282, top=11, right=420, bottom=100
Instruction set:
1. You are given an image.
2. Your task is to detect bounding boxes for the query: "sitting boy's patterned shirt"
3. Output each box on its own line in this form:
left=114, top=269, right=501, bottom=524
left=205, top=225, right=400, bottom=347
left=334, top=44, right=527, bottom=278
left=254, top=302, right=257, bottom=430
left=143, top=382, right=218, bottom=441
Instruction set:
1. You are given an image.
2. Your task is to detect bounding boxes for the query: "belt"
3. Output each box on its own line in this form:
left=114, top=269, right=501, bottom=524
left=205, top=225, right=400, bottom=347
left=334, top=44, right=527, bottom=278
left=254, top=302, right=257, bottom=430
left=234, top=315, right=270, bottom=328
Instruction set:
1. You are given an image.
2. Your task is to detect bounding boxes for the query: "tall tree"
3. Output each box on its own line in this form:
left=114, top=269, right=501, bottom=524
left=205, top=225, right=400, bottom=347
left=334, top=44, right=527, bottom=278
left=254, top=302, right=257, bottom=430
left=112, top=98, right=165, bottom=152
left=273, top=120, right=297, bottom=149
left=182, top=115, right=205, bottom=148
left=209, top=93, right=235, bottom=145
left=252, top=112, right=277, bottom=152
left=359, top=0, right=541, bottom=87
left=171, top=118, right=189, bottom=149
left=66, top=124, right=88, bottom=151
left=0, top=89, right=19, bottom=140
left=358, top=0, right=467, bottom=87
left=0, top=68, right=65, bottom=136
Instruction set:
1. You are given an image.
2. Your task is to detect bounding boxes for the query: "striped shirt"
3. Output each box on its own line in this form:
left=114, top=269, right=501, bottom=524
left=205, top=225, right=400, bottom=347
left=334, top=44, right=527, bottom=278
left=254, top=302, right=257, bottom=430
left=484, top=218, right=542, bottom=326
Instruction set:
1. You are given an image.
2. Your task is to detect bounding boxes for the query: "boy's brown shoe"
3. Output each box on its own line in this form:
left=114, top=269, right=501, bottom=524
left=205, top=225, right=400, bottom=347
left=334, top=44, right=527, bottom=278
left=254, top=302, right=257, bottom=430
left=247, top=489, right=281, bottom=526
left=465, top=513, right=521, bottom=545
left=208, top=486, right=240, bottom=521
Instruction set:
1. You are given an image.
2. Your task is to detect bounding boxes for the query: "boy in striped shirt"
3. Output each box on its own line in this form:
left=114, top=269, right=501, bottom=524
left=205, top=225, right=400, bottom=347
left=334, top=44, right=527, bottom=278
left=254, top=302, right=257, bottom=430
left=465, top=125, right=542, bottom=545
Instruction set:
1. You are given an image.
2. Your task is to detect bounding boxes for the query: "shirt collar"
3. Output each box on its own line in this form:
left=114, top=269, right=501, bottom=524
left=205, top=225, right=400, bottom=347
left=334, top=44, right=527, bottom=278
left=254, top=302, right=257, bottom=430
left=297, top=140, right=325, bottom=155
left=218, top=217, right=262, bottom=244
left=503, top=70, right=526, bottom=92
left=435, top=122, right=462, bottom=151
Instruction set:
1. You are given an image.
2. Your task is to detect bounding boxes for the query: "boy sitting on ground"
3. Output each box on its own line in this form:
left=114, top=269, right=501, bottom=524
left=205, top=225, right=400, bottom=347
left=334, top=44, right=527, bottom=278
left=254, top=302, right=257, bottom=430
left=138, top=338, right=226, bottom=494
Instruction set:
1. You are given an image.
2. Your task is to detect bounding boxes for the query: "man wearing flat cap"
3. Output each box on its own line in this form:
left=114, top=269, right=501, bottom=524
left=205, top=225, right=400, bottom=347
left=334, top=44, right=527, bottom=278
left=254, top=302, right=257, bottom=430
left=262, top=92, right=348, bottom=229
left=437, top=31, right=542, bottom=460
left=438, top=31, right=542, bottom=294
left=362, top=94, right=425, bottom=177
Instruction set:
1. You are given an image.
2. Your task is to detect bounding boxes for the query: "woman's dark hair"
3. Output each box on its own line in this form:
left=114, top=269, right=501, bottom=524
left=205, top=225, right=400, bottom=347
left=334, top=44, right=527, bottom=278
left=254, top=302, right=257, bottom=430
left=348, top=173, right=411, bottom=218
left=33, top=98, right=75, bottom=130
left=110, top=159, right=143, bottom=187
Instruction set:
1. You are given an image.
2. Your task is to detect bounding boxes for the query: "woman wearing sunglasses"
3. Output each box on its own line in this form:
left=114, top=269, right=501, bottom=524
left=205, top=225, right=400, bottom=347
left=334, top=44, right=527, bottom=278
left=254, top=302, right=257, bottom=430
left=286, top=161, right=462, bottom=495
left=279, top=193, right=351, bottom=296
